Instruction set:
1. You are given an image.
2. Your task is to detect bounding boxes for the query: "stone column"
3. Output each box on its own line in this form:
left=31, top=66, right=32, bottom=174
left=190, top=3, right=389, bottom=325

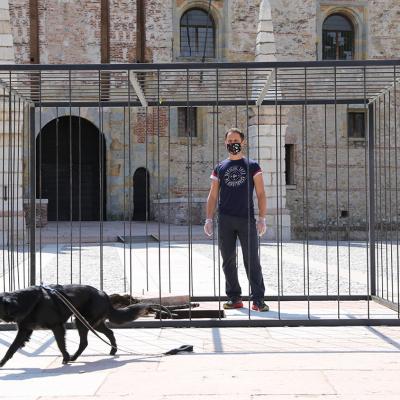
left=0, top=0, right=25, bottom=246
left=248, top=0, right=291, bottom=240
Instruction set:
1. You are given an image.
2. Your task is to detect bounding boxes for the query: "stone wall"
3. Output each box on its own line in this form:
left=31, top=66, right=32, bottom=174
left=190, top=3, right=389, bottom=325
left=267, top=0, right=400, bottom=239
left=8, top=0, right=260, bottom=223
left=0, top=0, right=25, bottom=246
left=6, top=0, right=400, bottom=236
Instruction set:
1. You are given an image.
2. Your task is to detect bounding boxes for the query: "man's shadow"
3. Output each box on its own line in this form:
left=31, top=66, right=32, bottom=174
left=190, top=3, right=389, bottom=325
left=0, top=354, right=160, bottom=381
left=230, top=308, right=322, bottom=320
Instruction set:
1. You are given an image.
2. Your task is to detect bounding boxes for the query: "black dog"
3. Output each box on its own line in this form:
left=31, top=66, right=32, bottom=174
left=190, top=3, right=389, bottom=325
left=0, top=284, right=152, bottom=367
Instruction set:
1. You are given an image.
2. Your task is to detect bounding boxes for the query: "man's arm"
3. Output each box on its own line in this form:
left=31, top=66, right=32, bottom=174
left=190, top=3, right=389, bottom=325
left=254, top=173, right=266, bottom=218
left=206, top=179, right=220, bottom=219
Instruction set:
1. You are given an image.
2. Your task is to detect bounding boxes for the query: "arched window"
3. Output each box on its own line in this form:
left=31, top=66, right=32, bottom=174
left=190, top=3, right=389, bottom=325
left=180, top=8, right=215, bottom=58
left=322, top=14, right=354, bottom=60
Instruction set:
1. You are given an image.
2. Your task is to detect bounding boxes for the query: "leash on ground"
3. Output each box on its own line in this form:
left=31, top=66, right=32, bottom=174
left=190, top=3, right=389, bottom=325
left=40, top=284, right=194, bottom=357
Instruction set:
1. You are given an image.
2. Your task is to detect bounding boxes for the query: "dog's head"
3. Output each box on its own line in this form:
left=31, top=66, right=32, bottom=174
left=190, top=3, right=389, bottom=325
left=0, top=294, right=19, bottom=322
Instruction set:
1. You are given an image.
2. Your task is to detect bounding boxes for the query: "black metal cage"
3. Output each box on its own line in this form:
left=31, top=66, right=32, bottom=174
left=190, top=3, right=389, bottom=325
left=1, top=59, right=400, bottom=327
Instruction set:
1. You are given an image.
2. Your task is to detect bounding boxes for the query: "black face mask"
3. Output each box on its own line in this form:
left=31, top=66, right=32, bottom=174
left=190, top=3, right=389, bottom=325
left=226, top=142, right=242, bottom=155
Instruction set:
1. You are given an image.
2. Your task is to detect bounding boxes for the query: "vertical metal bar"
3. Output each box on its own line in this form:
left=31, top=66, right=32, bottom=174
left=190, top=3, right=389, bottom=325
left=301, top=104, right=306, bottom=298
left=388, top=90, right=394, bottom=302
left=186, top=71, right=193, bottom=300
left=257, top=104, right=262, bottom=296
left=234, top=105, right=239, bottom=286
left=128, top=76, right=133, bottom=296
left=2, top=88, right=6, bottom=291
left=374, top=102, right=380, bottom=297
left=38, top=72, right=42, bottom=284
left=167, top=105, right=171, bottom=293
left=8, top=88, right=14, bottom=289
left=15, top=98, right=22, bottom=288
left=212, top=104, right=216, bottom=296
left=69, top=70, right=73, bottom=284
left=346, top=103, right=351, bottom=294
left=334, top=66, right=340, bottom=318
left=279, top=103, right=283, bottom=295
left=185, top=68, right=192, bottom=321
left=394, top=66, right=400, bottom=317
left=9, top=91, right=13, bottom=289
left=99, top=74, right=104, bottom=290
left=393, top=65, right=399, bottom=317
left=378, top=98, right=383, bottom=298
left=22, top=102, right=26, bottom=288
left=216, top=68, right=221, bottom=314
left=363, top=66, right=370, bottom=318
left=157, top=69, right=162, bottom=320
left=29, top=106, right=36, bottom=285
left=304, top=68, right=310, bottom=319
left=26, top=102, right=30, bottom=288
left=275, top=67, right=281, bottom=318
left=324, top=104, right=329, bottom=295
left=123, top=104, right=126, bottom=292
left=11, top=95, right=17, bottom=288
left=383, top=94, right=388, bottom=299
left=78, top=107, right=82, bottom=284
left=246, top=67, right=251, bottom=318
left=144, top=106, right=148, bottom=292
left=368, top=102, right=376, bottom=296
left=6, top=80, right=11, bottom=288
left=56, top=108, right=59, bottom=284
left=235, top=105, right=238, bottom=128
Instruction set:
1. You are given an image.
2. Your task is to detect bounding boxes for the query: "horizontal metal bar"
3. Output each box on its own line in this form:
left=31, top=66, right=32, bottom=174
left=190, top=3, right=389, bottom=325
left=34, top=98, right=370, bottom=108
left=108, top=318, right=400, bottom=328
left=1, top=318, right=399, bottom=331
left=192, top=295, right=371, bottom=302
left=2, top=59, right=400, bottom=71
left=372, top=295, right=400, bottom=313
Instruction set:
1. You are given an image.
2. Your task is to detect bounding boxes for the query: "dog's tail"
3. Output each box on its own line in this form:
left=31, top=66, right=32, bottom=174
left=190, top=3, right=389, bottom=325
left=108, top=303, right=150, bottom=324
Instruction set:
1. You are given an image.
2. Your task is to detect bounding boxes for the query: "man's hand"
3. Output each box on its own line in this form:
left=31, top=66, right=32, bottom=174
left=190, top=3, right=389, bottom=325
left=204, top=219, right=213, bottom=237
left=257, top=217, right=267, bottom=237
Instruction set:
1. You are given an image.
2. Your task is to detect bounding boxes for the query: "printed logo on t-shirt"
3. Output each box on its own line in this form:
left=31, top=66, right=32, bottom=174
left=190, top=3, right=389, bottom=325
left=224, top=165, right=247, bottom=187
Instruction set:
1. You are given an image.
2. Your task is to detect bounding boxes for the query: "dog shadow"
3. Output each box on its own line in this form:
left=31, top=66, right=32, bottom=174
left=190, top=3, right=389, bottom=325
left=0, top=354, right=160, bottom=380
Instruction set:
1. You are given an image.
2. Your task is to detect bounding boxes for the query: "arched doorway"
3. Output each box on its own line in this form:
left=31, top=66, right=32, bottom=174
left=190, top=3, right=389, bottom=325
left=36, top=116, right=106, bottom=221
left=133, top=167, right=150, bottom=221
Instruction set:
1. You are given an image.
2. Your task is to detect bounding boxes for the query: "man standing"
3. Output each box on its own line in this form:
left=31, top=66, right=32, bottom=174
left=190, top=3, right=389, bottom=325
left=204, top=128, right=269, bottom=312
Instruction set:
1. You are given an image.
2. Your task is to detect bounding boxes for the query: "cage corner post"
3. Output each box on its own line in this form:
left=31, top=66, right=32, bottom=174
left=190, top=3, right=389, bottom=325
left=368, top=102, right=376, bottom=297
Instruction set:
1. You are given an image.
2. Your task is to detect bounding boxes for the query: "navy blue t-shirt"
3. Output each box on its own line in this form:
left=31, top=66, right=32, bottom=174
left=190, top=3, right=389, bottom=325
left=211, top=157, right=262, bottom=218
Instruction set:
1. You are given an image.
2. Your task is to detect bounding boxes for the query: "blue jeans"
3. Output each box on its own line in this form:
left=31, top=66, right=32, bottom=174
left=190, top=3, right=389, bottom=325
left=218, top=214, right=265, bottom=302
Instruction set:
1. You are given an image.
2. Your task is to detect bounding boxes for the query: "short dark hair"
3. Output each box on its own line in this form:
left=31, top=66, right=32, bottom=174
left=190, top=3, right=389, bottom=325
left=225, top=128, right=244, bottom=141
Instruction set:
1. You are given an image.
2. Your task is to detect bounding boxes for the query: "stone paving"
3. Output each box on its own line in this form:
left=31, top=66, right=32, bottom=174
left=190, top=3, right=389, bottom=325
left=1, top=223, right=400, bottom=398
left=0, top=221, right=399, bottom=321
left=1, top=326, right=400, bottom=399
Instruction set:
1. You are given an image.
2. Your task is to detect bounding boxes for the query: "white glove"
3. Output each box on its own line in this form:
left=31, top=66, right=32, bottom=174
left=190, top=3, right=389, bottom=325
left=204, top=219, right=213, bottom=237
left=257, top=217, right=267, bottom=237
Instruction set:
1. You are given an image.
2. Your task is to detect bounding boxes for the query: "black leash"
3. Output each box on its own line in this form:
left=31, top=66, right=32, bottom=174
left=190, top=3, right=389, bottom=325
left=40, top=285, right=193, bottom=357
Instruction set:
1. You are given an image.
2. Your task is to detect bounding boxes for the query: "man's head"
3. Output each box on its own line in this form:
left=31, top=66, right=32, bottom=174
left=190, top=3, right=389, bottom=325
left=225, top=128, right=245, bottom=156
left=224, top=128, right=244, bottom=142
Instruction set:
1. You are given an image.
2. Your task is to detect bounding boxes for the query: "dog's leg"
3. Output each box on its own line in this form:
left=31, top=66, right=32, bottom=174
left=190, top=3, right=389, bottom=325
left=70, top=320, right=89, bottom=362
left=51, top=324, right=70, bottom=364
left=0, top=328, right=33, bottom=367
left=94, top=322, right=117, bottom=356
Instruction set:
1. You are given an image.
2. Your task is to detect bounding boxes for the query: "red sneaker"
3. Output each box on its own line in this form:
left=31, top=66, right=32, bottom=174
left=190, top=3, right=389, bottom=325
left=251, top=301, right=269, bottom=312
left=223, top=299, right=244, bottom=309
